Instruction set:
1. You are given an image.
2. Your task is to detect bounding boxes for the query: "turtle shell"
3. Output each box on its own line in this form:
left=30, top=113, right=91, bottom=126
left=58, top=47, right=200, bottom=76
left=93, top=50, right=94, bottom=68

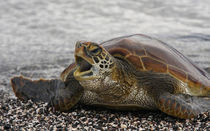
left=101, top=34, right=210, bottom=93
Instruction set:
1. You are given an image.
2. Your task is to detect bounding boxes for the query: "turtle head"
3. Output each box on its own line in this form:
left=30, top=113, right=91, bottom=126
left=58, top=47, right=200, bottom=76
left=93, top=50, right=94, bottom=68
left=74, top=41, right=114, bottom=81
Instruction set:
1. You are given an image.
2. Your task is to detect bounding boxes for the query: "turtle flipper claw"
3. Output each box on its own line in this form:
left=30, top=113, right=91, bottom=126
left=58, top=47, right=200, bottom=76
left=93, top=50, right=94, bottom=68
left=157, top=93, right=210, bottom=119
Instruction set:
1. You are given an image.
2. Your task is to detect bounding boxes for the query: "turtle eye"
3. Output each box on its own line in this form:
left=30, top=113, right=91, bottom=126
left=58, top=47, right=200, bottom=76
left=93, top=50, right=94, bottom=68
left=89, top=45, right=101, bottom=56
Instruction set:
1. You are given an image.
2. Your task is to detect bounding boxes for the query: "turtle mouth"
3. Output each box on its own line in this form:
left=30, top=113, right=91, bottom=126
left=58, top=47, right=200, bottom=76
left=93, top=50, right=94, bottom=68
left=74, top=56, right=97, bottom=80
left=76, top=56, right=92, bottom=72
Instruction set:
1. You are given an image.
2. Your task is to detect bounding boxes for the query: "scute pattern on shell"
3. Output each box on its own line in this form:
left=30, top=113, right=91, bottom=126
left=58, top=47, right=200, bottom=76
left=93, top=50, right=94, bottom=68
left=101, top=34, right=210, bottom=94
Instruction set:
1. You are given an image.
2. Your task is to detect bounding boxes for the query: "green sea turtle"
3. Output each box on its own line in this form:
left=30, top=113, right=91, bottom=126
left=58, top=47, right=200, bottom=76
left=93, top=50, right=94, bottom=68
left=11, top=34, right=210, bottom=119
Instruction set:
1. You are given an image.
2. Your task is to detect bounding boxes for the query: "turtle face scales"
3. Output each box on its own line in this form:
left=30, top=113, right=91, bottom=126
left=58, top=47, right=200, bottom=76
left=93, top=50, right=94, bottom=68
left=73, top=41, right=114, bottom=82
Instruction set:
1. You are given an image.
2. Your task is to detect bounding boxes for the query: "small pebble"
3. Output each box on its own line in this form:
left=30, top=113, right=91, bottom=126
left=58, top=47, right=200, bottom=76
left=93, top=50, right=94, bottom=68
left=0, top=90, right=209, bottom=130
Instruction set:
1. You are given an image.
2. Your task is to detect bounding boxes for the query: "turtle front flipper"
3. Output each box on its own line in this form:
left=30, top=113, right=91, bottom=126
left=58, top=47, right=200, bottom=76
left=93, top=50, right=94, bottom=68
left=50, top=77, right=84, bottom=111
left=11, top=76, right=83, bottom=111
left=157, top=92, right=210, bottom=119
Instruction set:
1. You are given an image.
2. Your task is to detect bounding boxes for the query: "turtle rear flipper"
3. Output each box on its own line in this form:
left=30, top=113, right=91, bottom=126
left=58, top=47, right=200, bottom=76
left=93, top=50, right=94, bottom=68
left=157, top=92, right=210, bottom=119
left=11, top=76, right=83, bottom=111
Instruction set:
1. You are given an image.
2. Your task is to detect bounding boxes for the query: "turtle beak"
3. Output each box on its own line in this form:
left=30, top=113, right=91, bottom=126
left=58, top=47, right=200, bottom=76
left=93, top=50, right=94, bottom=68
left=73, top=42, right=99, bottom=81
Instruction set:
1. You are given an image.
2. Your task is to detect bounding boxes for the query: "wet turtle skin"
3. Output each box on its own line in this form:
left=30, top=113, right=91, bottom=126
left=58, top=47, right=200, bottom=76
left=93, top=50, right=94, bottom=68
left=11, top=34, right=210, bottom=119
